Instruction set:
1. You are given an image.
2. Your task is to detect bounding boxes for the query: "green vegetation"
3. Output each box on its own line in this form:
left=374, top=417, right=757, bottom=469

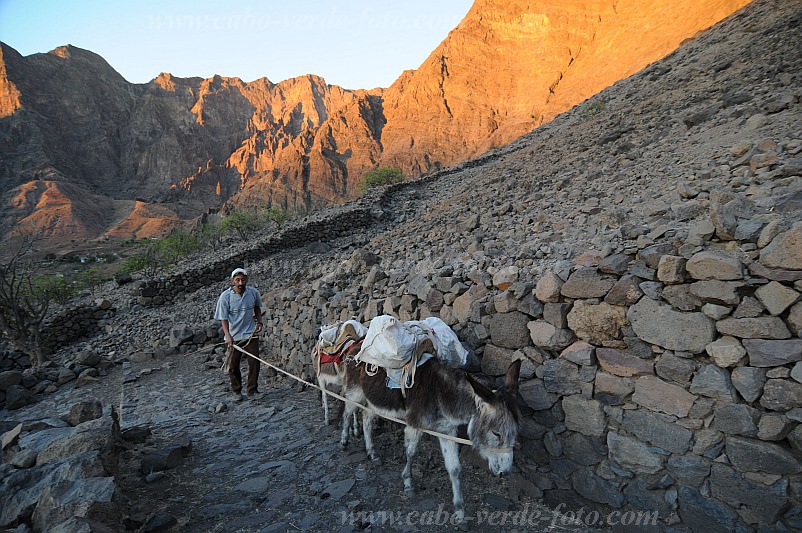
left=0, top=204, right=297, bottom=328
left=579, top=100, right=606, bottom=117
left=115, top=205, right=293, bottom=278
left=117, top=229, right=203, bottom=277
left=0, top=205, right=298, bottom=360
left=265, top=206, right=290, bottom=228
left=32, top=275, right=79, bottom=305
left=358, top=166, right=404, bottom=191
left=215, top=206, right=291, bottom=241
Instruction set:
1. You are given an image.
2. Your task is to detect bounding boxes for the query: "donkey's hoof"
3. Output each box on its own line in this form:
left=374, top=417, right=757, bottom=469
left=404, top=487, right=415, bottom=495
left=339, top=441, right=348, bottom=450
left=370, top=456, right=382, bottom=465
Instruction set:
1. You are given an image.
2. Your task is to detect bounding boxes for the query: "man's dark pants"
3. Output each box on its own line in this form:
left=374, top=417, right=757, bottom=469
left=228, top=337, right=260, bottom=395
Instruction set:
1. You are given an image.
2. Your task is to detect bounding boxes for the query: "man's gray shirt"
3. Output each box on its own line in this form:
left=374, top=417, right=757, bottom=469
left=214, top=286, right=263, bottom=341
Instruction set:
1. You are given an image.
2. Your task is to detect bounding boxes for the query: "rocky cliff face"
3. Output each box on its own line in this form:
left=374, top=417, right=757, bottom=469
left=378, top=0, right=752, bottom=174
left=0, top=0, right=750, bottom=253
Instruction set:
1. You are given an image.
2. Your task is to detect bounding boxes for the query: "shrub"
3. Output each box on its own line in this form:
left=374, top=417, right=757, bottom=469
left=117, top=248, right=158, bottom=277
left=358, top=166, right=404, bottom=191
left=32, top=275, right=77, bottom=306
left=219, top=211, right=263, bottom=240
left=76, top=267, right=105, bottom=296
left=580, top=100, right=606, bottom=117
left=154, top=229, right=203, bottom=265
left=198, top=220, right=226, bottom=247
left=265, top=206, right=289, bottom=229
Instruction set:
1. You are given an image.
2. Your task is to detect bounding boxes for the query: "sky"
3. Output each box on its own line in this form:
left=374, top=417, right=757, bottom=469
left=0, top=0, right=473, bottom=89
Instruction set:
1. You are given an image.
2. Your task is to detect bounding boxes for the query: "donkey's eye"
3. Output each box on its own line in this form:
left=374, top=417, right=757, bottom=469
left=491, top=431, right=501, bottom=440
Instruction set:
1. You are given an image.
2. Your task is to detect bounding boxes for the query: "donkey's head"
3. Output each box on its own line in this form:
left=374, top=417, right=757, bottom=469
left=466, top=360, right=521, bottom=475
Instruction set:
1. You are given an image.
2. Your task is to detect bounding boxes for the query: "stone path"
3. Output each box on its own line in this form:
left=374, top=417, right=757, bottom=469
left=14, top=348, right=593, bottom=532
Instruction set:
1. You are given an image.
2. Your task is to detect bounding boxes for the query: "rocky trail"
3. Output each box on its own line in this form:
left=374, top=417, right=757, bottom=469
left=12, top=345, right=587, bottom=532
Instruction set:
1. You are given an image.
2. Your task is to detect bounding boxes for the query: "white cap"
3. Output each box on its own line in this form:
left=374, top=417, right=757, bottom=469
left=231, top=268, right=248, bottom=279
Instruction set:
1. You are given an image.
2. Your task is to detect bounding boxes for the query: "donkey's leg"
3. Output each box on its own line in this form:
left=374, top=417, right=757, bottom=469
left=362, top=410, right=380, bottom=461
left=340, top=401, right=357, bottom=448
left=438, top=437, right=464, bottom=522
left=318, top=378, right=330, bottom=425
left=402, top=426, right=422, bottom=494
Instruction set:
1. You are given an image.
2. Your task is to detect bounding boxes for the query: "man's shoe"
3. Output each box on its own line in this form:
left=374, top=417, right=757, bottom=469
left=231, top=392, right=243, bottom=402
left=246, top=391, right=262, bottom=400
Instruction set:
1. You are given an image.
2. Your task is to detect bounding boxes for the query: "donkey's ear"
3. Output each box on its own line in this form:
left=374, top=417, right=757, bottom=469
left=467, top=372, right=496, bottom=404
left=506, top=359, right=521, bottom=394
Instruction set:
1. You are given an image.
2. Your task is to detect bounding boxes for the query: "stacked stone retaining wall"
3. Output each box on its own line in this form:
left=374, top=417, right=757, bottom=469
left=256, top=222, right=802, bottom=531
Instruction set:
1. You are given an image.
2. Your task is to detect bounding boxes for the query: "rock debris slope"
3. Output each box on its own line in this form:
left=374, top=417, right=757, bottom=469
left=1, top=0, right=801, bottom=531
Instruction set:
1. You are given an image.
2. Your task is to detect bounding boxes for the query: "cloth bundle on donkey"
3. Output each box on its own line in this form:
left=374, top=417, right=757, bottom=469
left=356, top=315, right=468, bottom=397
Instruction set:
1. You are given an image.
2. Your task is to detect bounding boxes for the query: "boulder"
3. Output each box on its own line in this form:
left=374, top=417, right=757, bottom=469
left=760, top=222, right=802, bottom=270
left=527, top=320, right=575, bottom=350
left=755, top=281, right=800, bottom=316
left=566, top=301, right=628, bottom=345
left=596, top=348, right=654, bottom=377
left=717, top=317, right=791, bottom=340
left=621, top=409, right=693, bottom=453
left=560, top=268, right=615, bottom=299
left=562, top=395, right=605, bottom=437
left=488, top=311, right=531, bottom=349
left=627, top=297, right=715, bottom=353
left=535, top=272, right=563, bottom=303
left=705, top=336, right=747, bottom=368
left=726, top=436, right=802, bottom=475
left=606, top=432, right=662, bottom=474
left=632, top=375, right=697, bottom=418
left=685, top=251, right=744, bottom=280
left=689, top=365, right=737, bottom=401
left=731, top=367, right=767, bottom=403
left=744, top=339, right=802, bottom=367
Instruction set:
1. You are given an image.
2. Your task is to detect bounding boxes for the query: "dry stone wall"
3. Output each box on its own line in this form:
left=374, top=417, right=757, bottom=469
left=257, top=221, right=802, bottom=531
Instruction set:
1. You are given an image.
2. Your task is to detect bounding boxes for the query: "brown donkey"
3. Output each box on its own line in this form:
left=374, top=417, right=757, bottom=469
left=339, top=357, right=521, bottom=522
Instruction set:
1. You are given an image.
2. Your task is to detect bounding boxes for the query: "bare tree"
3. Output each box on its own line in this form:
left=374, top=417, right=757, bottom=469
left=0, top=231, right=51, bottom=365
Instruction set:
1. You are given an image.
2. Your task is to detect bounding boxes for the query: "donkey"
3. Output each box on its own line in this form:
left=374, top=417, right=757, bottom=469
left=312, top=321, right=365, bottom=426
left=313, top=349, right=346, bottom=425
left=339, top=356, right=521, bottom=522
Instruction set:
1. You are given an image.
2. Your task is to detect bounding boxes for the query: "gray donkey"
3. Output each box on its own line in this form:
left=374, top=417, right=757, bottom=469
left=339, top=356, right=521, bottom=522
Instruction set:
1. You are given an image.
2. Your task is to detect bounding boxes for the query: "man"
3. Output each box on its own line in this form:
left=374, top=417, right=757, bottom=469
left=214, top=267, right=264, bottom=400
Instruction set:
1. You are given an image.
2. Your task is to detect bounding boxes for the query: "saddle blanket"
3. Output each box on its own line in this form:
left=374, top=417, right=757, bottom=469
left=317, top=338, right=361, bottom=365
left=385, top=352, right=433, bottom=389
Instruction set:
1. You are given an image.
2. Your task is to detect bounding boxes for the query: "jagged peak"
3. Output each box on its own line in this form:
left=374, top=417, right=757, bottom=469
left=36, top=44, right=129, bottom=82
left=153, top=72, right=177, bottom=92
left=47, top=44, right=111, bottom=64
left=244, top=75, right=275, bottom=88
left=198, top=73, right=247, bottom=92
left=151, top=72, right=204, bottom=91
left=49, top=45, right=74, bottom=59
